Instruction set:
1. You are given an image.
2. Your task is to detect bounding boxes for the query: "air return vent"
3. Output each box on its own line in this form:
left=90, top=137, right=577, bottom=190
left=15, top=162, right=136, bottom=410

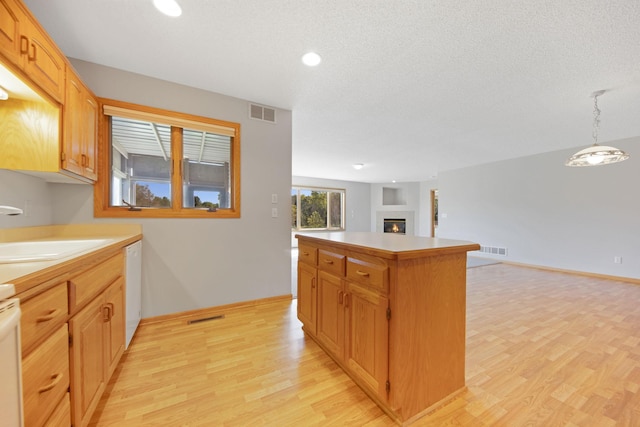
left=187, top=314, right=225, bottom=324
left=479, top=245, right=508, bottom=256
left=249, top=103, right=276, bottom=123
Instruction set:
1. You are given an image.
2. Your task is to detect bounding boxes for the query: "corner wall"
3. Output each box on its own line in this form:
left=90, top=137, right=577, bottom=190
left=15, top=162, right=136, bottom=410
left=51, top=59, right=293, bottom=318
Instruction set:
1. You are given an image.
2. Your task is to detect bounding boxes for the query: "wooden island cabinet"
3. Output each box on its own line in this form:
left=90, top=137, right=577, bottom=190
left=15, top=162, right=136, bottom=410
left=296, top=232, right=480, bottom=425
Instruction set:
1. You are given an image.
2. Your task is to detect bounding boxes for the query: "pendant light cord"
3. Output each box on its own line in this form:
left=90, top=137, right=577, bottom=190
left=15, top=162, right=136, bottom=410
left=592, top=95, right=600, bottom=145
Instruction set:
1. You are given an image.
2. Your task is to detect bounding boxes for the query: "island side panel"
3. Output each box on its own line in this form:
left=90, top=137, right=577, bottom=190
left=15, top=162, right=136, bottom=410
left=389, top=251, right=468, bottom=421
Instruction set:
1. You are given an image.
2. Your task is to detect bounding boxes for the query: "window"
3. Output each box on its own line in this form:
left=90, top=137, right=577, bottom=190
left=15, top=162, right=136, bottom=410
left=291, top=187, right=345, bottom=231
left=95, top=99, right=240, bottom=218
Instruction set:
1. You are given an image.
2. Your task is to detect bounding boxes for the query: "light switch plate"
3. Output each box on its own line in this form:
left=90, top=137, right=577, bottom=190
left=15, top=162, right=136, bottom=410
left=271, top=194, right=278, bottom=203
left=271, top=207, right=278, bottom=217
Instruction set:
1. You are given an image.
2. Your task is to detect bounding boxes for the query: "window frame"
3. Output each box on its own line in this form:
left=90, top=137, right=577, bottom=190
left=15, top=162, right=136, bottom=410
left=94, top=98, right=241, bottom=218
left=291, top=186, right=346, bottom=231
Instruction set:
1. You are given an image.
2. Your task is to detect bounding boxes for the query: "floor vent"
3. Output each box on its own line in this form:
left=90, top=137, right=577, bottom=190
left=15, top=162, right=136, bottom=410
left=249, top=103, right=276, bottom=123
left=187, top=314, right=225, bottom=325
left=479, top=245, right=508, bottom=256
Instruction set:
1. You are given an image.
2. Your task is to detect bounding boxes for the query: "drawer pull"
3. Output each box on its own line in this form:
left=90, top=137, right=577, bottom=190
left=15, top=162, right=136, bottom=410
left=356, top=270, right=370, bottom=277
left=322, top=259, right=334, bottom=265
left=38, top=373, right=62, bottom=393
left=36, top=309, right=60, bottom=323
left=302, top=251, right=310, bottom=256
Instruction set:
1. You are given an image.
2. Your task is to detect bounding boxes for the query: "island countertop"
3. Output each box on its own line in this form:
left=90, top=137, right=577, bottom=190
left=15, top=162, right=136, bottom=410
left=295, top=231, right=480, bottom=260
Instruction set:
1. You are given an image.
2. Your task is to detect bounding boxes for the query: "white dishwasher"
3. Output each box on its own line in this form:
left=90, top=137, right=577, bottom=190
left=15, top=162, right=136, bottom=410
left=125, top=241, right=142, bottom=349
left=0, top=284, right=23, bottom=427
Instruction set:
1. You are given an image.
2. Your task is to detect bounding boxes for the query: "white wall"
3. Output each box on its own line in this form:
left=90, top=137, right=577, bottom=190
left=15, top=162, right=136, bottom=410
left=0, top=170, right=54, bottom=228
left=47, top=59, right=293, bottom=318
left=291, top=176, right=371, bottom=246
left=436, top=137, right=639, bottom=279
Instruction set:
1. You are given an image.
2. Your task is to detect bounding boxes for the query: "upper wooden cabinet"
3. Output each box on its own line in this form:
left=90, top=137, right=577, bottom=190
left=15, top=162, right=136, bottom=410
left=63, top=68, right=98, bottom=180
left=0, top=0, right=65, bottom=102
left=0, top=0, right=25, bottom=65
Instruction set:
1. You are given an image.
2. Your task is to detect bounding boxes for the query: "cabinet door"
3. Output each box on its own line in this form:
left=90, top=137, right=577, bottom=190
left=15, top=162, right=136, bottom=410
left=82, top=93, right=98, bottom=180
left=297, top=261, right=317, bottom=334
left=62, top=74, right=85, bottom=176
left=316, top=270, right=345, bottom=359
left=69, top=295, right=107, bottom=427
left=62, top=71, right=98, bottom=180
left=0, top=0, right=24, bottom=65
left=104, top=277, right=125, bottom=378
left=21, top=17, right=65, bottom=102
left=345, top=282, right=389, bottom=399
left=22, top=324, right=69, bottom=427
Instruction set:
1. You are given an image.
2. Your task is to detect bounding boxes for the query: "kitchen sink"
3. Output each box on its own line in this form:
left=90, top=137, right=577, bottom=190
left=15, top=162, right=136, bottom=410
left=0, top=239, right=109, bottom=263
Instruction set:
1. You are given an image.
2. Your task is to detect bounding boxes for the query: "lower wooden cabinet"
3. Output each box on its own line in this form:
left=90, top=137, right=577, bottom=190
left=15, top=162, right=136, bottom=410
left=69, top=277, right=125, bottom=427
left=296, top=233, right=478, bottom=425
left=18, top=245, right=131, bottom=427
left=296, top=261, right=317, bottom=334
left=22, top=324, right=70, bottom=427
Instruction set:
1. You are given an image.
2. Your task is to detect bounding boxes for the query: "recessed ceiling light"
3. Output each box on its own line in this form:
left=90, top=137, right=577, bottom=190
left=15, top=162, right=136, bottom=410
left=153, top=0, right=182, bottom=17
left=352, top=163, right=364, bottom=170
left=302, top=52, right=322, bottom=67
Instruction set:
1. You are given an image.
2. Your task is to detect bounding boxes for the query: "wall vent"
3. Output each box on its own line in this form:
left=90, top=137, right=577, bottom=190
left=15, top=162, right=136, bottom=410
left=249, top=103, right=276, bottom=123
left=479, top=245, right=508, bottom=256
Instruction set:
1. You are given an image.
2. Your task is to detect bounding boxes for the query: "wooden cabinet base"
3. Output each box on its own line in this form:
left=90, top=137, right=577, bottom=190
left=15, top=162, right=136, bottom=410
left=296, top=232, right=479, bottom=425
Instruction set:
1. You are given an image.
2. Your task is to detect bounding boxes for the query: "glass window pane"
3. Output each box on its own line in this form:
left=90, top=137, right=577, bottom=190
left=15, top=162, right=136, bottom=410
left=300, top=190, right=327, bottom=229
left=329, top=192, right=342, bottom=228
left=110, top=116, right=172, bottom=207
left=291, top=188, right=298, bottom=229
left=182, top=128, right=232, bottom=209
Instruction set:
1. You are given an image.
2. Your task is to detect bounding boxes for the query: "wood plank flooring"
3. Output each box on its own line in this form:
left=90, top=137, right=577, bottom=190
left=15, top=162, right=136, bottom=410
left=89, top=264, right=640, bottom=426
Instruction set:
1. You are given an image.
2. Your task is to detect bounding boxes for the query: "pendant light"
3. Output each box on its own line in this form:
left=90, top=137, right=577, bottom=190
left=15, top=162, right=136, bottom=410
left=566, top=90, right=630, bottom=167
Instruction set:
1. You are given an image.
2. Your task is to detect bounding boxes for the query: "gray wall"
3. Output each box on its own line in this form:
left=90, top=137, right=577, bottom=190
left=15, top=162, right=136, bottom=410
left=0, top=170, right=54, bottom=228
left=436, top=137, right=639, bottom=279
left=17, top=59, right=293, bottom=318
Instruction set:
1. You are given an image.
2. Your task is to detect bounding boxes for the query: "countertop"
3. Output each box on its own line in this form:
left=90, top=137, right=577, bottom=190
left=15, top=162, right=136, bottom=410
left=295, top=232, right=480, bottom=260
left=0, top=224, right=142, bottom=293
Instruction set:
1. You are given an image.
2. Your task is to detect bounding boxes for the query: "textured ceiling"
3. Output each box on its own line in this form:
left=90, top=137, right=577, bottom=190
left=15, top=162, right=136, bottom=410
left=23, top=0, right=640, bottom=183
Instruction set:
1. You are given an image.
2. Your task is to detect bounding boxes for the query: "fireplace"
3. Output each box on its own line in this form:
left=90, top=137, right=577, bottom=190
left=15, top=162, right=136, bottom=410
left=383, top=218, right=406, bottom=234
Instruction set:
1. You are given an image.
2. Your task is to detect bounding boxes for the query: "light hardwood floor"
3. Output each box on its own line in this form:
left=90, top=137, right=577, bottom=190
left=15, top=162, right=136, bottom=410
left=89, top=264, right=640, bottom=426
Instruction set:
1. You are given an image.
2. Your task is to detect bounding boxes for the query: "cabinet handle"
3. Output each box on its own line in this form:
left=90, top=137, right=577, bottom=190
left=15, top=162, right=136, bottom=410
left=311, top=277, right=316, bottom=289
left=38, top=373, right=62, bottom=393
left=28, top=42, right=37, bottom=61
left=338, top=291, right=344, bottom=305
left=356, top=270, right=370, bottom=277
left=36, top=309, right=60, bottom=323
left=344, top=293, right=350, bottom=308
left=103, top=305, right=111, bottom=322
left=81, top=154, right=87, bottom=167
left=302, top=251, right=310, bottom=256
left=322, top=259, right=334, bottom=264
left=108, top=302, right=115, bottom=317
left=20, top=35, right=29, bottom=54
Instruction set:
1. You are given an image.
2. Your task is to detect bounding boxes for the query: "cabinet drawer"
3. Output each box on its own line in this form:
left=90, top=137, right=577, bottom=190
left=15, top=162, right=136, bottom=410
left=298, top=243, right=317, bottom=266
left=23, top=324, right=70, bottom=427
left=44, top=392, right=70, bottom=427
left=21, top=282, right=68, bottom=355
left=69, top=251, right=124, bottom=314
left=346, top=256, right=389, bottom=293
left=318, top=249, right=345, bottom=276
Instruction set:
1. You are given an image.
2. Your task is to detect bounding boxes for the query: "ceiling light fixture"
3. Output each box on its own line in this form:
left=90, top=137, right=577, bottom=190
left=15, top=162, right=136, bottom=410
left=566, top=90, right=630, bottom=167
left=352, top=163, right=364, bottom=170
left=153, top=0, right=182, bottom=17
left=0, top=86, right=8, bottom=100
left=302, top=52, right=322, bottom=67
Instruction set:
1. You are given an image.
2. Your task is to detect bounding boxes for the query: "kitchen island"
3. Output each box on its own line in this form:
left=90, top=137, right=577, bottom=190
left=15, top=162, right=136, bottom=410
left=295, top=232, right=480, bottom=425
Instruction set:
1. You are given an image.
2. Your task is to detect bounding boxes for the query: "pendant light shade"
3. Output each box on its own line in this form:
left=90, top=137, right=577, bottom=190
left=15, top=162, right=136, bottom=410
left=565, top=90, right=630, bottom=167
